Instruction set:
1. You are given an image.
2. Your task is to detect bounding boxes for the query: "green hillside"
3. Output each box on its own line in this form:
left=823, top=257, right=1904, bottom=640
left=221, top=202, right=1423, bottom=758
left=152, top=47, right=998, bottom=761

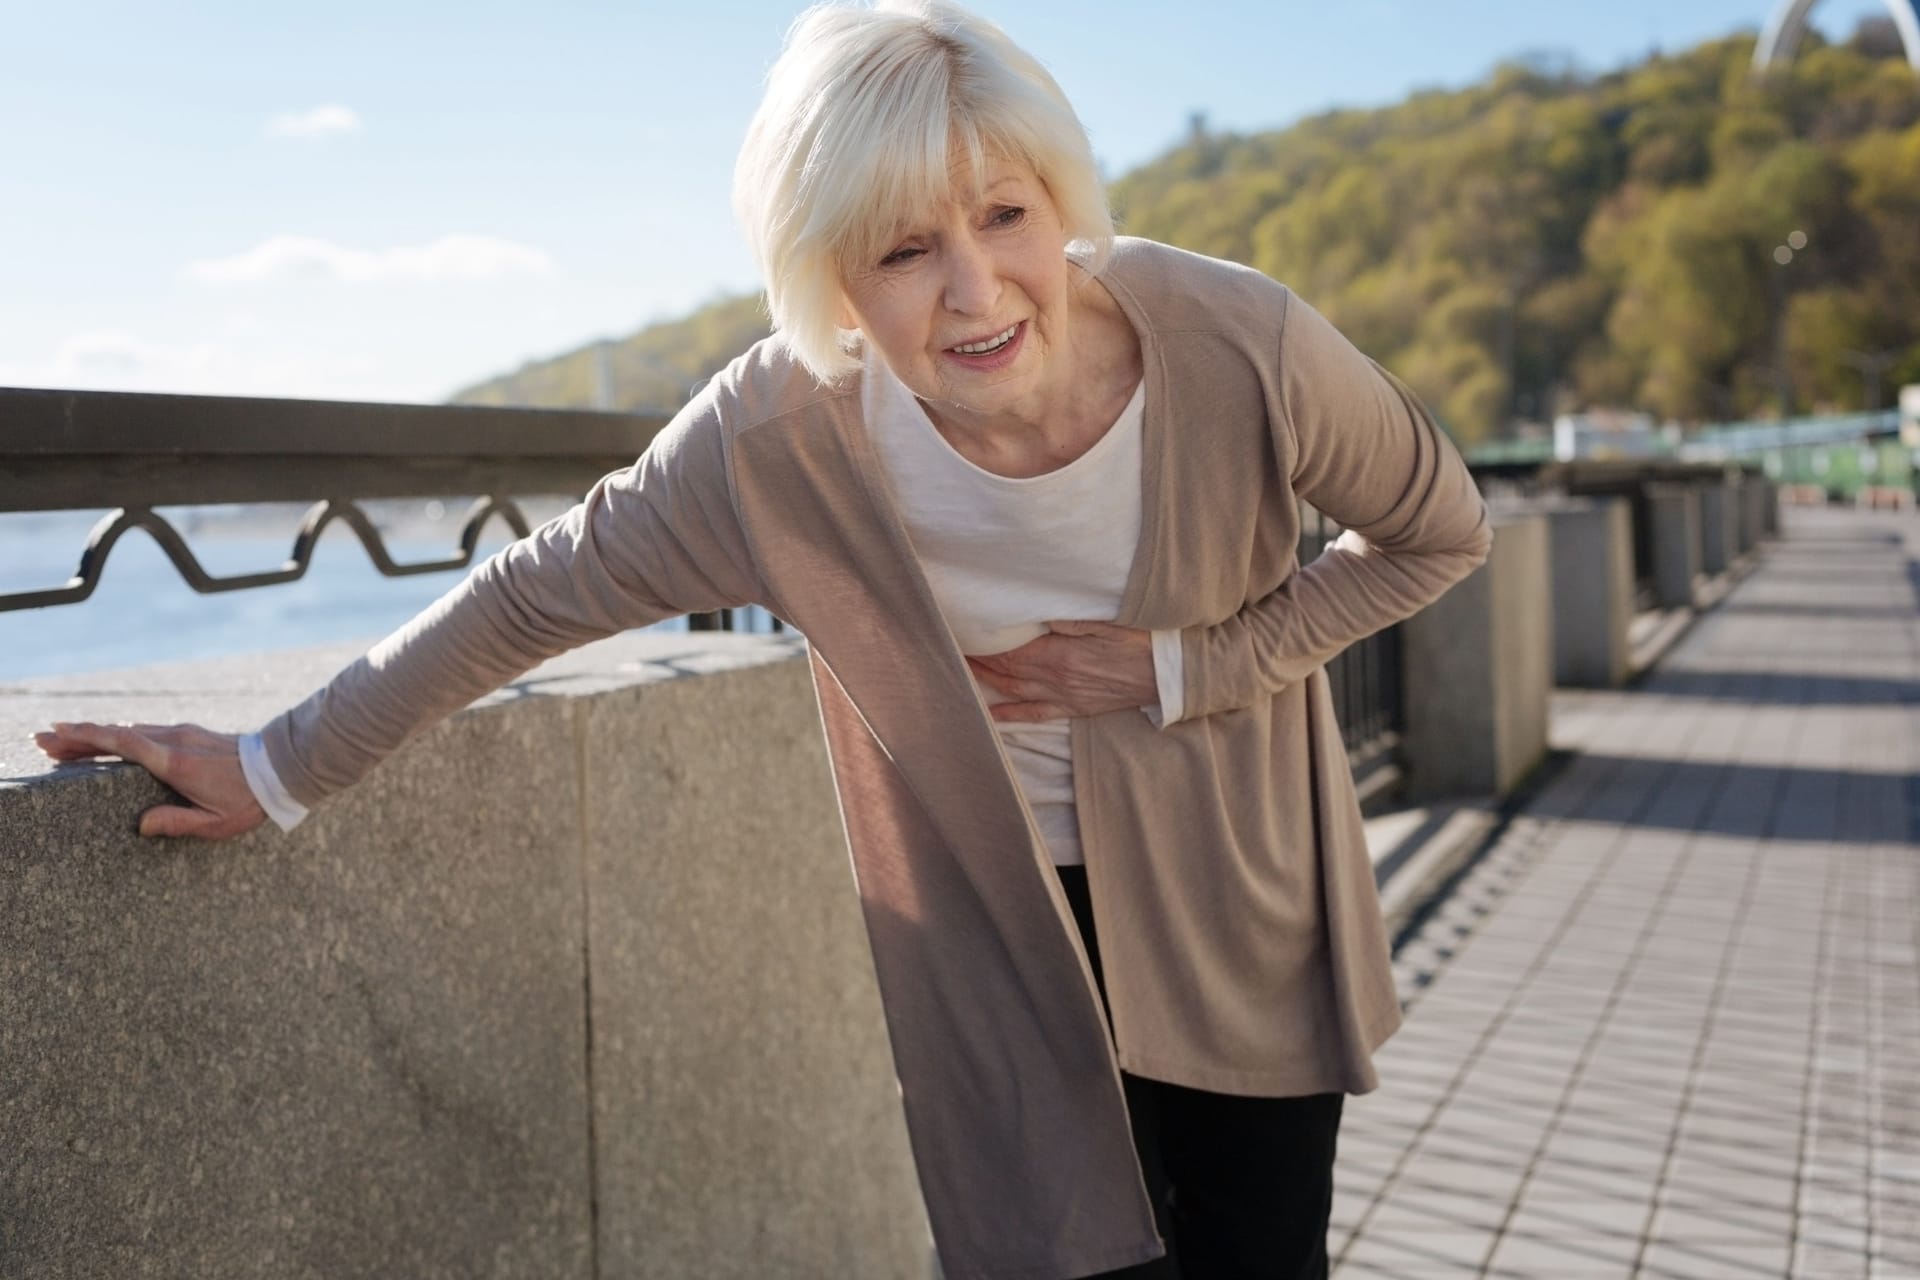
left=455, top=24, right=1920, bottom=446
left=452, top=293, right=770, bottom=414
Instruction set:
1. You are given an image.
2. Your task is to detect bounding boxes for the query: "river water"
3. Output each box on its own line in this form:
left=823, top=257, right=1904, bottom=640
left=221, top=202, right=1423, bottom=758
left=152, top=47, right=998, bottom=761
left=0, top=503, right=776, bottom=682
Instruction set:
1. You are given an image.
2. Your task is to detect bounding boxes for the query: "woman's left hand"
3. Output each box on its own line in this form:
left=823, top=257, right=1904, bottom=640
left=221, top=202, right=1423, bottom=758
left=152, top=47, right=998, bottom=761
left=967, top=621, right=1156, bottom=723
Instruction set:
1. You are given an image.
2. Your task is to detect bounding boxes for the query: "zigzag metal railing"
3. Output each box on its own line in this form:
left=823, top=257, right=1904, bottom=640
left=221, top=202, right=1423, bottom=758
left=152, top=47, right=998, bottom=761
left=0, top=385, right=660, bottom=616
left=4, top=497, right=534, bottom=612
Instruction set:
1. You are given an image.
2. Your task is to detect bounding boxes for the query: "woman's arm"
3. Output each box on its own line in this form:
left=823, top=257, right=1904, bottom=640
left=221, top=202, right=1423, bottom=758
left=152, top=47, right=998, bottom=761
left=268, top=397, right=766, bottom=808
left=968, top=293, right=1489, bottom=726
left=38, top=393, right=765, bottom=834
left=1173, top=292, right=1492, bottom=722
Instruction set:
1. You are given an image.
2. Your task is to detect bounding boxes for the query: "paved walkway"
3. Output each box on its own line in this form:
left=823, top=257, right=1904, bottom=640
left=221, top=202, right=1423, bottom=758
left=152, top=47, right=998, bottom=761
left=1332, top=505, right=1920, bottom=1279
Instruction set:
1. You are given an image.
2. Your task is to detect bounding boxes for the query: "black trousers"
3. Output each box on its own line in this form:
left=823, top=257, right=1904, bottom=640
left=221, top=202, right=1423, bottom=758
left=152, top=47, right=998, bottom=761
left=1053, top=865, right=1344, bottom=1280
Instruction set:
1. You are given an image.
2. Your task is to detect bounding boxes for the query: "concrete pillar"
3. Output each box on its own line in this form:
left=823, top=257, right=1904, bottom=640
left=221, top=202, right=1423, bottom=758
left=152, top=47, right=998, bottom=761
left=1648, top=483, right=1701, bottom=609
left=1545, top=497, right=1634, bottom=688
left=1698, top=480, right=1734, bottom=574
left=1738, top=474, right=1766, bottom=554
left=1400, top=512, right=1553, bottom=801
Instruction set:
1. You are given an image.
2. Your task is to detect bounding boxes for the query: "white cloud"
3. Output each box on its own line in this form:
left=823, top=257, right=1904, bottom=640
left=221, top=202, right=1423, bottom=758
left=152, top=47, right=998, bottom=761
left=218, top=309, right=263, bottom=337
left=182, top=234, right=555, bottom=286
left=0, top=328, right=395, bottom=401
left=265, top=104, right=362, bottom=139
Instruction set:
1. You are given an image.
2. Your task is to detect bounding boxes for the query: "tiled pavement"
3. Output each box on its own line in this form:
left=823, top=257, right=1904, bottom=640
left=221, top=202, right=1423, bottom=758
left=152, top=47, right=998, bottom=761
left=1332, top=505, right=1920, bottom=1280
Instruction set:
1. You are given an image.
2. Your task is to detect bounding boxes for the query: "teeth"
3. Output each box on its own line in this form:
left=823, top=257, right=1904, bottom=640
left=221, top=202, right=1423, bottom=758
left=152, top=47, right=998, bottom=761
left=953, top=324, right=1017, bottom=355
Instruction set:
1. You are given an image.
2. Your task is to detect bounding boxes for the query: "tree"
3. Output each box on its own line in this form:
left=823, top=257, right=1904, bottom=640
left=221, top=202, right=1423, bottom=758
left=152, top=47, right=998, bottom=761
left=455, top=30, right=1920, bottom=436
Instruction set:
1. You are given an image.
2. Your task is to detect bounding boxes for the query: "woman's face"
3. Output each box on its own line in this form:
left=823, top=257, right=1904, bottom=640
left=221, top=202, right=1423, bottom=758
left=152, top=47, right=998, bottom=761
left=838, top=157, right=1074, bottom=434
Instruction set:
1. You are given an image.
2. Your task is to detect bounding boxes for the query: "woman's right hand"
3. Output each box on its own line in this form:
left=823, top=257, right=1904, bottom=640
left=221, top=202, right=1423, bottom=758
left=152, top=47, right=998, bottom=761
left=33, top=722, right=268, bottom=840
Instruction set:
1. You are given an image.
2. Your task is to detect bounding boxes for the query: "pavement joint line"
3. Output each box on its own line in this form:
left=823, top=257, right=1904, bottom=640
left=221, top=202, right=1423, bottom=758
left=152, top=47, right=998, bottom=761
left=1788, top=842, right=1844, bottom=1276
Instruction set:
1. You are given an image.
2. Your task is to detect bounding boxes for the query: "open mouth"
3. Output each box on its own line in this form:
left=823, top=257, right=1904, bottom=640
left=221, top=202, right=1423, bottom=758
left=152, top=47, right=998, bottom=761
left=949, top=323, right=1019, bottom=356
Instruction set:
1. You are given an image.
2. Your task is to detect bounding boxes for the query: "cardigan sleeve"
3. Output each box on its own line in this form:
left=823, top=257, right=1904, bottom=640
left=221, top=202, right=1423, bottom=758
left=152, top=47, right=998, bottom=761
left=258, top=393, right=767, bottom=809
left=1176, top=292, right=1492, bottom=721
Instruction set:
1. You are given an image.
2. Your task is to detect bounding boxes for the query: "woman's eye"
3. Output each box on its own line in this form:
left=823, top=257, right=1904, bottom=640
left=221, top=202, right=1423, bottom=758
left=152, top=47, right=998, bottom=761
left=880, top=245, right=923, bottom=268
left=989, top=206, right=1026, bottom=228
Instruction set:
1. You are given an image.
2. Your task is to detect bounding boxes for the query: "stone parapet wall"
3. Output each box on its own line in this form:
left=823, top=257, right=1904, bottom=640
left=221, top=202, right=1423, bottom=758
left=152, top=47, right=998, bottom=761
left=0, top=632, right=930, bottom=1279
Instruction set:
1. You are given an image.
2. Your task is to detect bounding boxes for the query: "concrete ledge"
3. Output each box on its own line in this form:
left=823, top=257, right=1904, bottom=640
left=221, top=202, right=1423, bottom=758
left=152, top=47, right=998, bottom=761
left=1367, top=801, right=1500, bottom=938
left=1629, top=606, right=1695, bottom=676
left=576, top=654, right=929, bottom=1279
left=1, top=632, right=930, bottom=1279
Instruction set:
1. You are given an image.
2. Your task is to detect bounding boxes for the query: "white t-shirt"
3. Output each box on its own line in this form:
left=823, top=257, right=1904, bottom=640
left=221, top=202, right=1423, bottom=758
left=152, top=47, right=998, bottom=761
left=863, top=353, right=1182, bottom=866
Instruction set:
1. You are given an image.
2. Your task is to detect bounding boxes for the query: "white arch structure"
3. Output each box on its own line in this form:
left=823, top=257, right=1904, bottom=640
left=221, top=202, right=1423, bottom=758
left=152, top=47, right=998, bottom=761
left=1754, top=0, right=1920, bottom=71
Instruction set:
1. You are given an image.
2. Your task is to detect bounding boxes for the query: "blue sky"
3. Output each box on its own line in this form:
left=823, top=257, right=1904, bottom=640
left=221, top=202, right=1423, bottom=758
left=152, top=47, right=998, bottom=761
left=0, top=0, right=1895, bottom=404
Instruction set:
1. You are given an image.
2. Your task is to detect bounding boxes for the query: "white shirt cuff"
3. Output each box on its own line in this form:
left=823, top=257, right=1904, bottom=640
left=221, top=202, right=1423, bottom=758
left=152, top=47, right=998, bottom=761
left=239, top=730, right=310, bottom=832
left=1142, top=628, right=1186, bottom=729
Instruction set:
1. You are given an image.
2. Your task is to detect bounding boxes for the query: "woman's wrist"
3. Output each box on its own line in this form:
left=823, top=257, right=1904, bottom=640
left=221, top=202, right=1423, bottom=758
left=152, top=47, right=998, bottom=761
left=238, top=731, right=309, bottom=832
left=1146, top=629, right=1186, bottom=727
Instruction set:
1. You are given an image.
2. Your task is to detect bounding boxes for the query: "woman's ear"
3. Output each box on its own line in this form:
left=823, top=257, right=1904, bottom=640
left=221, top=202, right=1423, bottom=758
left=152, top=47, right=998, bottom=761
left=835, top=296, right=859, bottom=332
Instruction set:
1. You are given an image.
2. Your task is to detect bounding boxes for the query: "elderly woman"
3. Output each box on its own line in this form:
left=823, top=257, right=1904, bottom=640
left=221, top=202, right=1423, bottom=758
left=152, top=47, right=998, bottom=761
left=38, top=3, right=1490, bottom=1278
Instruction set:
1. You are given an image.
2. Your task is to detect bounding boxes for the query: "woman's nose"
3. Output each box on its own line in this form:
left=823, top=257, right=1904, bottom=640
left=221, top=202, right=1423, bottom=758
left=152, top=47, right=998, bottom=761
left=942, top=234, right=1001, bottom=317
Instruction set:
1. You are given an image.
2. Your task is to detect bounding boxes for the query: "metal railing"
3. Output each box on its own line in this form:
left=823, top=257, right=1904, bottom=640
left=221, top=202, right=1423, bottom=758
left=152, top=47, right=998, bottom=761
left=0, top=384, right=679, bottom=612
left=1300, top=503, right=1404, bottom=800
left=4, top=386, right=1403, bottom=788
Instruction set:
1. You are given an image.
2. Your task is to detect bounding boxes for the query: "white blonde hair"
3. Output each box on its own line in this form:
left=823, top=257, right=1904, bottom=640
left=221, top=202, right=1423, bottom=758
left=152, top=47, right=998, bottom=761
left=733, top=0, right=1113, bottom=382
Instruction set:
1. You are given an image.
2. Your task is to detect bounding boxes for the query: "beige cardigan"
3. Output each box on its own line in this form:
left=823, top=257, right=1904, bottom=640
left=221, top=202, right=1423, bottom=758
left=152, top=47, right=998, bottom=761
left=263, top=238, right=1492, bottom=1280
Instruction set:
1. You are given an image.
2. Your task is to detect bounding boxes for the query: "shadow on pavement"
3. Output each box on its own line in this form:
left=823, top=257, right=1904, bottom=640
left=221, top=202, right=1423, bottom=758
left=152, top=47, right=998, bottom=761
left=1633, top=669, right=1920, bottom=706
left=1524, top=753, right=1908, bottom=844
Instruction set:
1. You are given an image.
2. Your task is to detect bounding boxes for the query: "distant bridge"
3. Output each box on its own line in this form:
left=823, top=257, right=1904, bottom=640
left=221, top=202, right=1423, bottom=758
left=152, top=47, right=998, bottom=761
left=1678, top=408, right=1903, bottom=459
left=1754, top=0, right=1920, bottom=71
left=1468, top=408, right=1915, bottom=502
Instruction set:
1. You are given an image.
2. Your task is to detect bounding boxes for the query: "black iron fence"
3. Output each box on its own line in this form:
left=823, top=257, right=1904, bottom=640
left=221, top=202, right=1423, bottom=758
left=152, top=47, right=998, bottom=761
left=0, top=386, right=665, bottom=613
left=1299, top=503, right=1404, bottom=800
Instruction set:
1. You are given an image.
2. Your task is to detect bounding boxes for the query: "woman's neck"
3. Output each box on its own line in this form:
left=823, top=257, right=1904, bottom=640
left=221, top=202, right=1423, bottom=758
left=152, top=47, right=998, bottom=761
left=919, top=275, right=1143, bottom=480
